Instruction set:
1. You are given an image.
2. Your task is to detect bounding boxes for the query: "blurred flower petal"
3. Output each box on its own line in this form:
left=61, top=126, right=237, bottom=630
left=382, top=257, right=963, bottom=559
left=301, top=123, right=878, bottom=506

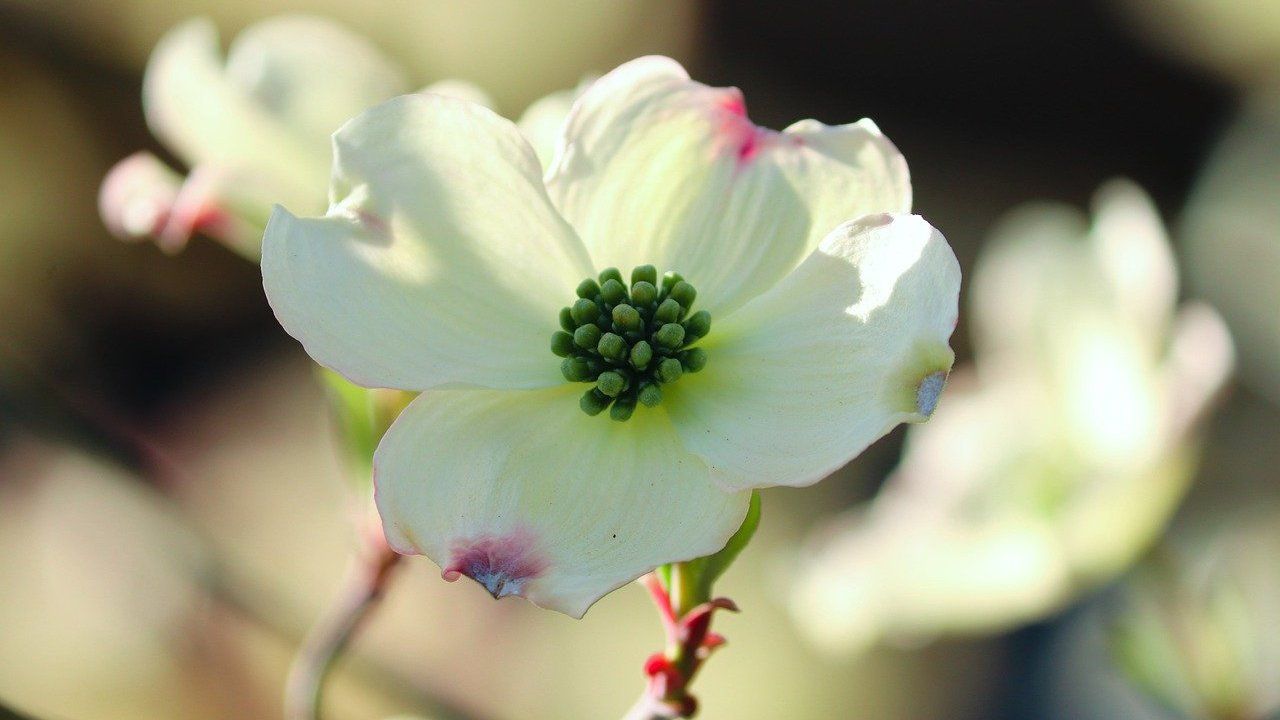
left=790, top=181, right=1233, bottom=653
left=143, top=18, right=329, bottom=213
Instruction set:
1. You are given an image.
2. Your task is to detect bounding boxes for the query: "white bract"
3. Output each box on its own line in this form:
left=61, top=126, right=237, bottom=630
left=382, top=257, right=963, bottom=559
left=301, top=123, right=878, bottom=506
left=99, top=16, right=568, bottom=257
left=262, top=56, right=960, bottom=618
left=1109, top=515, right=1280, bottom=720
left=790, top=181, right=1234, bottom=653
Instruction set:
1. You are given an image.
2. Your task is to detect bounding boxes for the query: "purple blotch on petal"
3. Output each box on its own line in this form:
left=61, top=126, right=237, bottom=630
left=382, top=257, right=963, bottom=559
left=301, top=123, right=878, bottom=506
left=442, top=528, right=548, bottom=600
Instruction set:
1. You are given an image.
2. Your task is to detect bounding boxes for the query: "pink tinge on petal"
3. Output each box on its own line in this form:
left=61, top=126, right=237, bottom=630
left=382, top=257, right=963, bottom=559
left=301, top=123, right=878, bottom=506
left=355, top=209, right=390, bottom=237
left=156, top=166, right=235, bottom=253
left=715, top=89, right=794, bottom=166
left=442, top=527, right=549, bottom=599
left=99, top=152, right=181, bottom=242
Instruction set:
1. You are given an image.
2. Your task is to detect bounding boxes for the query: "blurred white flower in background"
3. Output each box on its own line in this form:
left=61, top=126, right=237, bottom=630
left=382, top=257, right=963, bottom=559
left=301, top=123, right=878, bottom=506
left=1116, top=0, right=1280, bottom=86
left=98, top=16, right=408, bottom=256
left=1109, top=515, right=1280, bottom=720
left=12, top=0, right=696, bottom=112
left=99, top=16, right=584, bottom=258
left=789, top=181, right=1234, bottom=654
left=1180, top=85, right=1280, bottom=407
left=0, top=444, right=211, bottom=720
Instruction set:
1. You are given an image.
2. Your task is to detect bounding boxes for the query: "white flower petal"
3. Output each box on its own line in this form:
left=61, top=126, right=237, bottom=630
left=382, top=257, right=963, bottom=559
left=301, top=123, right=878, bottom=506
left=973, top=181, right=1179, bottom=370
left=969, top=200, right=1092, bottom=369
left=791, top=505, right=1066, bottom=654
left=516, top=84, right=583, bottom=170
left=142, top=19, right=329, bottom=213
left=666, top=214, right=960, bottom=492
left=1161, top=302, right=1234, bottom=439
left=222, top=15, right=409, bottom=146
left=547, top=56, right=910, bottom=316
left=1090, top=180, right=1178, bottom=342
left=373, top=386, right=751, bottom=618
left=262, top=94, right=594, bottom=391
left=419, top=79, right=497, bottom=110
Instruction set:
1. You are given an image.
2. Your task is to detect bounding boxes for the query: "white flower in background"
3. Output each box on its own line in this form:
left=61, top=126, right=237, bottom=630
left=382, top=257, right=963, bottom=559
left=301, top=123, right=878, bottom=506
left=0, top=445, right=208, bottom=720
left=98, top=16, right=573, bottom=258
left=1116, top=0, right=1280, bottom=86
left=1181, top=86, right=1280, bottom=406
left=790, top=181, right=1233, bottom=653
left=1109, top=515, right=1280, bottom=720
left=262, top=56, right=960, bottom=617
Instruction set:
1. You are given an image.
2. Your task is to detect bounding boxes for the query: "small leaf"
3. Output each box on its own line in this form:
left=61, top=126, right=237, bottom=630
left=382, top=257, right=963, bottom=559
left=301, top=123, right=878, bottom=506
left=692, top=490, right=761, bottom=599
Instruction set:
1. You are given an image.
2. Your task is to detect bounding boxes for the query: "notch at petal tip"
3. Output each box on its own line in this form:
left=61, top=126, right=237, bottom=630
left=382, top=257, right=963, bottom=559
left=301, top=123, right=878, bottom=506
left=916, top=370, right=947, bottom=417
left=442, top=529, right=548, bottom=600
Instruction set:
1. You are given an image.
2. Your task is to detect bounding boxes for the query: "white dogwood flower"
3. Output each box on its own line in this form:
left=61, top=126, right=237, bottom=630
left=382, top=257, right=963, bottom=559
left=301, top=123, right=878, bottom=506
left=790, top=181, right=1233, bottom=653
left=262, top=56, right=960, bottom=617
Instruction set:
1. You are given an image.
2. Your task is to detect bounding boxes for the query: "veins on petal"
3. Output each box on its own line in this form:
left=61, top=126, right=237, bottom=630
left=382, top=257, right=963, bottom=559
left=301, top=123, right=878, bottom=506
left=442, top=529, right=548, bottom=600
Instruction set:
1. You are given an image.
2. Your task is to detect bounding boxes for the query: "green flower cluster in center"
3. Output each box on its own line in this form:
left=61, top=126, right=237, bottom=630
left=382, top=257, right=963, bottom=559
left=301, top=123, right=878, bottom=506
left=552, top=265, right=710, bottom=421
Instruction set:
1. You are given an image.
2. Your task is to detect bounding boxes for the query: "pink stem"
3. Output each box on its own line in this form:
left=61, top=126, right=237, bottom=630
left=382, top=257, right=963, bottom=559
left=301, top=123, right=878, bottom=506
left=284, top=528, right=402, bottom=720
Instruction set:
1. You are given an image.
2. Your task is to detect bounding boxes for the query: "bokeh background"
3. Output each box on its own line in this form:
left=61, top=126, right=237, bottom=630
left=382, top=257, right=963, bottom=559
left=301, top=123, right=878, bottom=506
left=1, top=1, right=1278, bottom=719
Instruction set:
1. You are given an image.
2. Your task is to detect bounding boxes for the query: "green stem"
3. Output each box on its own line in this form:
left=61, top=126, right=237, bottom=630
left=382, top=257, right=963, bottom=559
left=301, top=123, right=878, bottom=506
left=668, top=561, right=704, bottom=619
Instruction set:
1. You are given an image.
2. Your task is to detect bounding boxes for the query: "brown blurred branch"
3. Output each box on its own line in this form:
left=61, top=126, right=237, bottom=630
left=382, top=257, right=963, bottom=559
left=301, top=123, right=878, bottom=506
left=284, top=530, right=402, bottom=720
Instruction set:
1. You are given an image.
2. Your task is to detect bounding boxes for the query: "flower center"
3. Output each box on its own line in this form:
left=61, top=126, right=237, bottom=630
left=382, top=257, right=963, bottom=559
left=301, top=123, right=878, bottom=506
left=551, top=265, right=710, bottom=421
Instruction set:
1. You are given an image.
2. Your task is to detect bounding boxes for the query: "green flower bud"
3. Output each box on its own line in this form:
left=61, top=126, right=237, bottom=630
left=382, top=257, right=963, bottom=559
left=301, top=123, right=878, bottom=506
left=629, top=340, right=654, bottom=370
left=610, top=397, right=636, bottom=422
left=556, top=269, right=710, bottom=418
left=598, top=267, right=624, bottom=286
left=631, top=264, right=658, bottom=287
left=656, top=357, right=683, bottom=384
left=655, top=322, right=686, bottom=349
left=655, top=298, right=682, bottom=324
left=612, top=303, right=642, bottom=332
left=571, top=297, right=600, bottom=325
left=683, top=310, right=711, bottom=340
left=597, top=370, right=627, bottom=397
left=669, top=280, right=697, bottom=309
left=551, top=331, right=575, bottom=357
left=661, top=271, right=684, bottom=295
left=561, top=357, right=592, bottom=382
left=597, top=332, right=627, bottom=361
left=638, top=383, right=663, bottom=407
left=680, top=347, right=708, bottom=373
left=576, top=278, right=601, bottom=299
left=580, top=389, right=611, bottom=416
left=573, top=323, right=602, bottom=349
left=630, top=281, right=658, bottom=306
left=600, top=278, right=627, bottom=304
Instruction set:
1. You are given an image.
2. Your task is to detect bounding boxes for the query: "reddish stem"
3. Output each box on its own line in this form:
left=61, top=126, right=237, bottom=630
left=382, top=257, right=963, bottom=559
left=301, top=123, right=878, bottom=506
left=284, top=524, right=402, bottom=720
left=624, top=572, right=738, bottom=719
